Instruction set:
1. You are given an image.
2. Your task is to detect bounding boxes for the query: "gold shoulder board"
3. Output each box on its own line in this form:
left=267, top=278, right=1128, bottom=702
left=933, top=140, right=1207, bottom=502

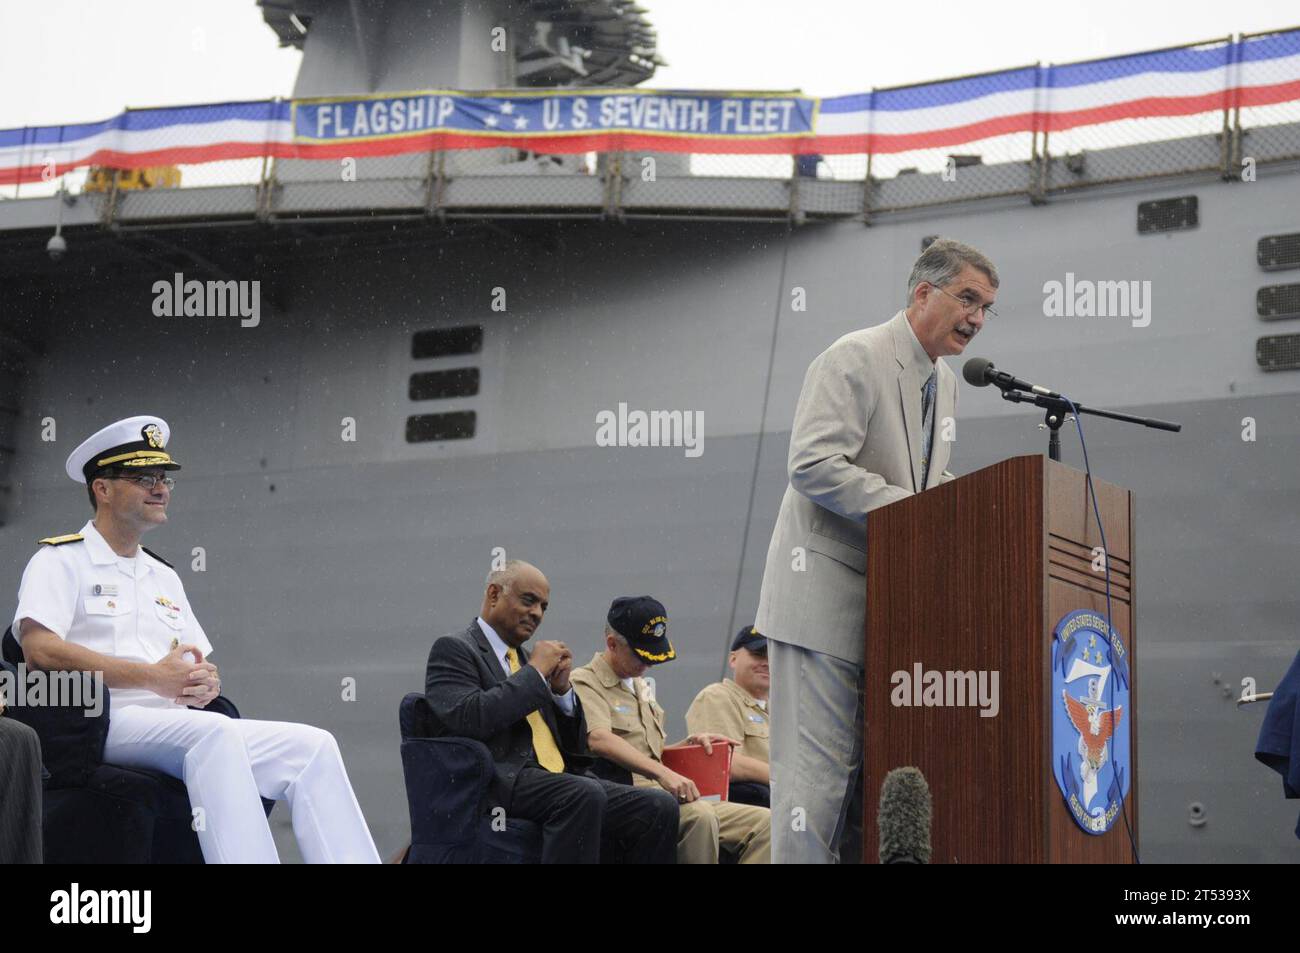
left=38, top=533, right=85, bottom=546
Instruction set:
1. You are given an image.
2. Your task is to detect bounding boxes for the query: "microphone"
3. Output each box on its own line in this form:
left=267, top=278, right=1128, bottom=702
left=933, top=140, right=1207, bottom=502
left=962, top=357, right=1061, bottom=399
left=877, top=766, right=932, bottom=864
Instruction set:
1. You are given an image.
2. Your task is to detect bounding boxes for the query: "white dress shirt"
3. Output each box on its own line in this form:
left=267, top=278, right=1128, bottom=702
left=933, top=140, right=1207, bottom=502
left=476, top=616, right=576, bottom=715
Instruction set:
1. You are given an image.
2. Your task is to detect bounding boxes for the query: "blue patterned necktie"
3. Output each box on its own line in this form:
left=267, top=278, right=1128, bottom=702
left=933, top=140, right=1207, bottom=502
left=920, top=368, right=937, bottom=487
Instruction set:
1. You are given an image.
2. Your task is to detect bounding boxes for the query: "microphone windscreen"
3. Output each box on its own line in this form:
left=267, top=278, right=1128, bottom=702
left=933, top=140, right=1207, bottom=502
left=962, top=357, right=993, bottom=387
left=878, top=766, right=932, bottom=864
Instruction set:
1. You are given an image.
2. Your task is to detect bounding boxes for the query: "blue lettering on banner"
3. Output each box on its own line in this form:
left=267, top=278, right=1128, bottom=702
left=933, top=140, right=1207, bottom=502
left=293, top=92, right=817, bottom=142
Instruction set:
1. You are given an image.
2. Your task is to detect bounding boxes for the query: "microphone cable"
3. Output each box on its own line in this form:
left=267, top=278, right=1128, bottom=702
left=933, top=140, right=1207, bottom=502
left=1063, top=396, right=1141, bottom=865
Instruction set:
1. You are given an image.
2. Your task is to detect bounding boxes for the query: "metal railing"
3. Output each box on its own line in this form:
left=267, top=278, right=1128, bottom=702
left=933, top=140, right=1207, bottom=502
left=2, top=28, right=1297, bottom=225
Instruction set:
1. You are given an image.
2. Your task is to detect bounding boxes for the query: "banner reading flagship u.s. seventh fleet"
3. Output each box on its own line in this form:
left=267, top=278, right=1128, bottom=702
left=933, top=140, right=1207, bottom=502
left=290, top=90, right=817, bottom=154
left=3, top=28, right=1299, bottom=184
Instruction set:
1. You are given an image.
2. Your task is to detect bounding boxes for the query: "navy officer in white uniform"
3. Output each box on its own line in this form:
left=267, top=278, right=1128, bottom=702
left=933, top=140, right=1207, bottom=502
left=12, top=415, right=380, bottom=864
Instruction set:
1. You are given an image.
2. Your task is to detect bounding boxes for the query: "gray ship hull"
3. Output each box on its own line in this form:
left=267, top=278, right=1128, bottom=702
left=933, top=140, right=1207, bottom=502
left=2, top=165, right=1298, bottom=861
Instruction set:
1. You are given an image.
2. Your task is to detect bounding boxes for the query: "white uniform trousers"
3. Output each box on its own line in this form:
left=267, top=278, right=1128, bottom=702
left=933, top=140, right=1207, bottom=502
left=104, top=706, right=380, bottom=864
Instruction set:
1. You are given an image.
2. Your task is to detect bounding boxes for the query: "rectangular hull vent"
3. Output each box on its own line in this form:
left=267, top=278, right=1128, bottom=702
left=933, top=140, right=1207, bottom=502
left=1257, top=284, right=1300, bottom=320
left=412, top=326, right=483, bottom=359
left=1258, top=234, right=1300, bottom=272
left=405, top=411, right=477, bottom=442
left=1256, top=334, right=1300, bottom=371
left=409, top=367, right=480, bottom=400
left=1137, top=196, right=1197, bottom=234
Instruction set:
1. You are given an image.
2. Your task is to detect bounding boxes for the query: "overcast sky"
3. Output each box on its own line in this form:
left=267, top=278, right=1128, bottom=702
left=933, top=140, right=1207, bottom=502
left=1, top=0, right=1297, bottom=128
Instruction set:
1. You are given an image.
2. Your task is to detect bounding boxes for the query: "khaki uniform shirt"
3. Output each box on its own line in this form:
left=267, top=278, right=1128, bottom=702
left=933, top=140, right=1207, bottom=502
left=571, top=652, right=666, bottom=786
left=685, top=679, right=770, bottom=764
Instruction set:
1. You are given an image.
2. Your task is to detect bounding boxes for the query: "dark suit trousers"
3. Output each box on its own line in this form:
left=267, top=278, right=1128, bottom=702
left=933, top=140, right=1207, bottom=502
left=0, top=718, right=43, bottom=864
left=507, top=766, right=678, bottom=864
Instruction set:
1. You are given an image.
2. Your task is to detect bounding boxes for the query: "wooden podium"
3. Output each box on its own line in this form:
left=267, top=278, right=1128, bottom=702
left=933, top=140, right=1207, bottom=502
left=864, top=454, right=1138, bottom=863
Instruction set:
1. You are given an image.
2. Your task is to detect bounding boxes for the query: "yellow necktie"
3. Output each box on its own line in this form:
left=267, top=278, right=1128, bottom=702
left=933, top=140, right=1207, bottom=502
left=505, top=647, right=566, bottom=774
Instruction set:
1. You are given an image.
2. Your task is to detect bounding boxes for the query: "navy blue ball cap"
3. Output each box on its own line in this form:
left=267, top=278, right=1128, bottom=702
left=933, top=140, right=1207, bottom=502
left=607, top=596, right=676, bottom=665
left=731, top=626, right=767, bottom=653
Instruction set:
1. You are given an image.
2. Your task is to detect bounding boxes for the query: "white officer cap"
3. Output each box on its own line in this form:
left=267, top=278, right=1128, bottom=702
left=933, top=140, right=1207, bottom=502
left=65, top=415, right=182, bottom=484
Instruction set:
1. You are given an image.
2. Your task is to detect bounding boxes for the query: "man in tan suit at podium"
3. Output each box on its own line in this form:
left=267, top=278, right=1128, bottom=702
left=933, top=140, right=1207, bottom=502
left=755, top=238, right=999, bottom=863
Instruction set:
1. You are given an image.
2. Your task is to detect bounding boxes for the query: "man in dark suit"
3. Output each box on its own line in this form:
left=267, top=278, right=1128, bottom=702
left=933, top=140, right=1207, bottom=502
left=0, top=689, right=43, bottom=863
left=424, top=559, right=678, bottom=863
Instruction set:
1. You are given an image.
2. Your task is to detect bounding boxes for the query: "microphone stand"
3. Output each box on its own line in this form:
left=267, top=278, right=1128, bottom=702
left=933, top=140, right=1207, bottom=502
left=998, top=390, right=1181, bottom=461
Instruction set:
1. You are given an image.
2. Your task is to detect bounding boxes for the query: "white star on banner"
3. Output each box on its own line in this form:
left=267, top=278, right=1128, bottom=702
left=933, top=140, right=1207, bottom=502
left=500, top=101, right=515, bottom=115
left=484, top=115, right=499, bottom=127
left=514, top=116, right=529, bottom=129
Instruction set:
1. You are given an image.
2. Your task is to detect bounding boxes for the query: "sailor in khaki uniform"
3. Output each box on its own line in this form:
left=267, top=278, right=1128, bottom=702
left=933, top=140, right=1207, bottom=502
left=571, top=597, right=771, bottom=864
left=686, top=626, right=770, bottom=806
left=11, top=416, right=379, bottom=864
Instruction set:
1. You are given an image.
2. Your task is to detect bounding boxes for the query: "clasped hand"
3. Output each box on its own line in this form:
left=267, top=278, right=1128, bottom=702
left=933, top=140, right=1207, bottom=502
left=154, top=643, right=220, bottom=707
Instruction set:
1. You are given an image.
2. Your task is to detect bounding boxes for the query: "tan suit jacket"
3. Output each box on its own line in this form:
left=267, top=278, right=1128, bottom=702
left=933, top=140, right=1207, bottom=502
left=754, top=310, right=957, bottom=663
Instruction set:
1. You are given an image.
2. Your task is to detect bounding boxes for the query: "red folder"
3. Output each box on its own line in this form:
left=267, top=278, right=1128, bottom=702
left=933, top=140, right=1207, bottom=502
left=661, top=743, right=732, bottom=801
